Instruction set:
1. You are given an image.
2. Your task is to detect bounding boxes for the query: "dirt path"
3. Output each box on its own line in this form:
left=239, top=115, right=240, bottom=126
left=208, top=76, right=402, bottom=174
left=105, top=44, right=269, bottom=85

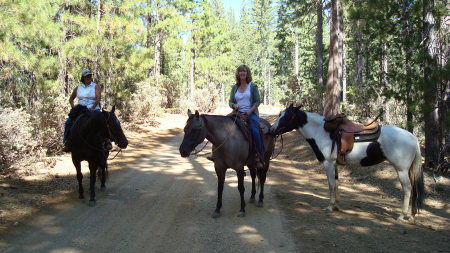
left=1, top=112, right=449, bottom=253
left=0, top=113, right=297, bottom=253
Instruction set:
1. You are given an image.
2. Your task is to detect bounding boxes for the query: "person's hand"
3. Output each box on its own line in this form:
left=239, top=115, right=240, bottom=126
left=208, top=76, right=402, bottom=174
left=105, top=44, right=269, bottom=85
left=233, top=104, right=240, bottom=111
left=245, top=111, right=252, bottom=115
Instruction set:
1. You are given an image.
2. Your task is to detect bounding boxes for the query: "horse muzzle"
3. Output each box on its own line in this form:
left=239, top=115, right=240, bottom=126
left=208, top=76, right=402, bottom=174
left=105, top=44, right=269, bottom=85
left=118, top=140, right=128, bottom=149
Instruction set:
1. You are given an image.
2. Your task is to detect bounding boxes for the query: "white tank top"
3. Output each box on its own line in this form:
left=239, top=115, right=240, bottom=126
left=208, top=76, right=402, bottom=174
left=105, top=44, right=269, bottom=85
left=77, top=82, right=100, bottom=110
left=235, top=84, right=251, bottom=113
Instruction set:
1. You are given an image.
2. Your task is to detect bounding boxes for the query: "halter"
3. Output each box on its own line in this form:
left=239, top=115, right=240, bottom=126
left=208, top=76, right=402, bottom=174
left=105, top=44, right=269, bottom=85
left=189, top=113, right=239, bottom=157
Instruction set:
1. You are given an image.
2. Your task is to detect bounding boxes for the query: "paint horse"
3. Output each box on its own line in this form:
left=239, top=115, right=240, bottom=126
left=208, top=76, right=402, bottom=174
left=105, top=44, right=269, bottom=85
left=179, top=110, right=275, bottom=218
left=68, top=106, right=128, bottom=206
left=270, top=105, right=424, bottom=221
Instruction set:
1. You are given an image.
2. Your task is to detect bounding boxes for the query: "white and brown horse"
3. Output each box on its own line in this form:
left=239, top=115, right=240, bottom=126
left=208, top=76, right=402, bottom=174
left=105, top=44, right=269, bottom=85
left=270, top=105, right=424, bottom=221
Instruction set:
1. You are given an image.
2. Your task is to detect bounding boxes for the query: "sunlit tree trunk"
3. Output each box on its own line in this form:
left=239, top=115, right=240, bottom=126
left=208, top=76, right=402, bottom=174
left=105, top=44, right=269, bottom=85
left=153, top=0, right=161, bottom=78
left=323, top=0, right=341, bottom=117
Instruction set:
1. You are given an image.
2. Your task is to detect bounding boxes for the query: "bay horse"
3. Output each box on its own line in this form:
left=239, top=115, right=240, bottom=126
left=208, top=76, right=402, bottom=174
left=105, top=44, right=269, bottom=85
left=67, top=106, right=128, bottom=206
left=179, top=110, right=275, bottom=218
left=270, top=105, right=424, bottom=221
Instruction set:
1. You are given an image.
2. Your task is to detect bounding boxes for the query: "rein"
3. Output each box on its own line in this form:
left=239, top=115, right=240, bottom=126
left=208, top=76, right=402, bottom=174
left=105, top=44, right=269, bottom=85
left=189, top=113, right=239, bottom=157
left=72, top=111, right=117, bottom=154
left=270, top=134, right=284, bottom=160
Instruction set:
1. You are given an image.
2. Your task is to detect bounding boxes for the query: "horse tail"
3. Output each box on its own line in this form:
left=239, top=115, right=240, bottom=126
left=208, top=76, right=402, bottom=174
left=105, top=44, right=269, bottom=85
left=409, top=139, right=424, bottom=216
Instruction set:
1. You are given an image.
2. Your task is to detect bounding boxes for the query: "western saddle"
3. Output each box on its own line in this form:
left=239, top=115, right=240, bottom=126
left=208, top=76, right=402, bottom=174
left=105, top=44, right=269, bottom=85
left=324, top=113, right=382, bottom=164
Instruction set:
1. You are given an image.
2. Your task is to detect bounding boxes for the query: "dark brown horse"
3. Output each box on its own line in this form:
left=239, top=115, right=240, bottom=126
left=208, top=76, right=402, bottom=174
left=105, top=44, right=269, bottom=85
left=67, top=106, right=128, bottom=206
left=179, top=110, right=275, bottom=218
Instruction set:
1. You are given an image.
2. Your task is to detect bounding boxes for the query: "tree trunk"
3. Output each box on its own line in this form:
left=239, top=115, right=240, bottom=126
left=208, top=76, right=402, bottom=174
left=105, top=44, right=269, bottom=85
left=153, top=1, right=161, bottom=78
left=355, top=19, right=365, bottom=90
left=338, top=2, right=345, bottom=102
left=294, top=31, right=299, bottom=76
left=316, top=0, right=323, bottom=86
left=189, top=35, right=196, bottom=99
left=423, top=0, right=439, bottom=169
left=323, top=0, right=341, bottom=117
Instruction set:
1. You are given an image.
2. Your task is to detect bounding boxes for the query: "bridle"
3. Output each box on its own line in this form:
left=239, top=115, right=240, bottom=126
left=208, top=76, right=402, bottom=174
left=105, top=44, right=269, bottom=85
left=189, top=113, right=239, bottom=157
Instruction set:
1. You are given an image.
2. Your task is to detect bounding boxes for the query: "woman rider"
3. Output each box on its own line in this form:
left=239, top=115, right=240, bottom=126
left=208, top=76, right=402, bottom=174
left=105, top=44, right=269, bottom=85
left=62, top=69, right=111, bottom=152
left=228, top=65, right=265, bottom=169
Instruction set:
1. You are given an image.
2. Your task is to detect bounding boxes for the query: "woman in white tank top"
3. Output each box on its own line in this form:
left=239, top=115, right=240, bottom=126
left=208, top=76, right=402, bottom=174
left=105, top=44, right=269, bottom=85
left=63, top=69, right=110, bottom=152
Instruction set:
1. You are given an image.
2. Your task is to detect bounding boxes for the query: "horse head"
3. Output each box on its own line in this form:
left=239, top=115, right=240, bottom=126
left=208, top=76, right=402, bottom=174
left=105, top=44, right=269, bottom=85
left=103, top=105, right=128, bottom=149
left=270, top=104, right=303, bottom=136
left=179, top=109, right=207, bottom=157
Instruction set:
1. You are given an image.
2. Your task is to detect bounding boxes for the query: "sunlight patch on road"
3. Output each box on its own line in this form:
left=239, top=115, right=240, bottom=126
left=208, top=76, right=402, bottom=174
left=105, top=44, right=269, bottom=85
left=50, top=248, right=83, bottom=253
left=234, top=225, right=273, bottom=250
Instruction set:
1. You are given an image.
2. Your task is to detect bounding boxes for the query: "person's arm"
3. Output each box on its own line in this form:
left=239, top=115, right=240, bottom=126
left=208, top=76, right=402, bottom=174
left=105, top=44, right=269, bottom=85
left=228, top=85, right=239, bottom=110
left=90, top=84, right=101, bottom=111
left=246, top=84, right=261, bottom=115
left=69, top=87, right=77, bottom=108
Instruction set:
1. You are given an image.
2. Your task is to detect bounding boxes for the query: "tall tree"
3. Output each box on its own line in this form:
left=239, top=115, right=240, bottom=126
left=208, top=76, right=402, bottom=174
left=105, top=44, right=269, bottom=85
left=323, top=0, right=342, bottom=117
left=422, top=0, right=439, bottom=168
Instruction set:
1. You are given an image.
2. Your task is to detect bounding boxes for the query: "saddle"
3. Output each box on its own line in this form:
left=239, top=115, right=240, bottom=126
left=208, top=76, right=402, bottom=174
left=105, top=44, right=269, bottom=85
left=324, top=113, right=381, bottom=164
left=227, top=112, right=269, bottom=167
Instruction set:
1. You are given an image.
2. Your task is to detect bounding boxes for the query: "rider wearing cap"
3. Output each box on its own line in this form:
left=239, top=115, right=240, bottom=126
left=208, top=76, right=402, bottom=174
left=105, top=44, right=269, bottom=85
left=62, top=69, right=112, bottom=152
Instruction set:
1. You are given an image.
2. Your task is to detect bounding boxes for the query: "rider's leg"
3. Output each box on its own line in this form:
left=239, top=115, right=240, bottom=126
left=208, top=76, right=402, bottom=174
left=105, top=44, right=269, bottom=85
left=248, top=113, right=265, bottom=168
left=62, top=118, right=72, bottom=152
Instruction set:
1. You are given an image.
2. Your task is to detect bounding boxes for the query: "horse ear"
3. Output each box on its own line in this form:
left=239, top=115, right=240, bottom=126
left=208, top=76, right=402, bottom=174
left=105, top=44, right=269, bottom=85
left=112, top=105, right=116, bottom=113
left=187, top=109, right=192, bottom=117
left=289, top=103, right=294, bottom=108
left=195, top=110, right=199, bottom=118
left=296, top=104, right=303, bottom=110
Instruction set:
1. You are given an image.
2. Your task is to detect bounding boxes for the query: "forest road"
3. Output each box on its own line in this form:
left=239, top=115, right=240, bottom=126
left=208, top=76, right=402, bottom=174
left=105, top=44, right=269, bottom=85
left=0, top=113, right=298, bottom=253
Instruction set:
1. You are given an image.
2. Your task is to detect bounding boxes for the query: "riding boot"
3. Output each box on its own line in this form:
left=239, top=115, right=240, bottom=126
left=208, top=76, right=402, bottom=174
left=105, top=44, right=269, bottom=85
left=104, top=139, right=112, bottom=150
left=255, top=154, right=264, bottom=169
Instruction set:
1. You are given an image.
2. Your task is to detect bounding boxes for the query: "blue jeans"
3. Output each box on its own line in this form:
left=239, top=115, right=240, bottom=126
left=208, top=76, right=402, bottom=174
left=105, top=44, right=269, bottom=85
left=248, top=112, right=265, bottom=159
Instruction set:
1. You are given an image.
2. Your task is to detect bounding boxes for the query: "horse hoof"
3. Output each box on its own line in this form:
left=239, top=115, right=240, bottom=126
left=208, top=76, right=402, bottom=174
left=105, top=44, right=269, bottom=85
left=249, top=198, right=255, bottom=203
left=396, top=215, right=412, bottom=222
left=257, top=202, right=264, bottom=208
left=325, top=205, right=339, bottom=212
left=237, top=211, right=246, bottom=217
left=88, top=200, right=96, bottom=207
left=212, top=212, right=221, bottom=219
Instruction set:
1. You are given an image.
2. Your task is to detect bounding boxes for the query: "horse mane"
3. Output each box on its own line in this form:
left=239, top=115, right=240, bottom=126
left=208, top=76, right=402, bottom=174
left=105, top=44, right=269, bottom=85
left=304, top=111, right=325, bottom=126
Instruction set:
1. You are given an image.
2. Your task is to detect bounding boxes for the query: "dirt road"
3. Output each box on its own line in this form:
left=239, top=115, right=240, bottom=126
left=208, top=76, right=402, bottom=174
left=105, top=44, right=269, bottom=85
left=0, top=114, right=297, bottom=253
left=1, top=112, right=449, bottom=253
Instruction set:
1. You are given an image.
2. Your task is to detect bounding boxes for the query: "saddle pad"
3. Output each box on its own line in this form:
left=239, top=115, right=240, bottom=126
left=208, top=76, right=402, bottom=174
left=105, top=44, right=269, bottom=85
left=354, top=126, right=382, bottom=142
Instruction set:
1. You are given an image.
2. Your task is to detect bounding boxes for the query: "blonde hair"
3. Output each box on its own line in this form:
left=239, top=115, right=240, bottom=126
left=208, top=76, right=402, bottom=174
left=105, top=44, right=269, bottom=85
left=235, top=65, right=252, bottom=85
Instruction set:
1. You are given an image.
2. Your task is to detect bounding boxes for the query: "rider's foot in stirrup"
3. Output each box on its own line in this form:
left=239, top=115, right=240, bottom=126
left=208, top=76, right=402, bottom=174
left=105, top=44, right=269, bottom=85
left=255, top=157, right=264, bottom=169
left=104, top=139, right=113, bottom=151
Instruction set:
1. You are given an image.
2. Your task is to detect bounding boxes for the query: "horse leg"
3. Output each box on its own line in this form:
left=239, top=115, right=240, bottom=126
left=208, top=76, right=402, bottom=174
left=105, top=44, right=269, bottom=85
left=237, top=168, right=246, bottom=217
left=212, top=166, right=226, bottom=218
left=324, top=160, right=339, bottom=211
left=72, top=158, right=84, bottom=200
left=99, top=158, right=107, bottom=190
left=88, top=162, right=98, bottom=206
left=257, top=164, right=268, bottom=207
left=396, top=168, right=412, bottom=221
left=249, top=166, right=256, bottom=203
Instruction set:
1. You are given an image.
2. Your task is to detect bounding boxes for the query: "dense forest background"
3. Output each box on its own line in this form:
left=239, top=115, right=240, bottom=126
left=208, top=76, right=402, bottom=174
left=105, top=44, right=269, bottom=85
left=0, top=0, right=448, bottom=173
